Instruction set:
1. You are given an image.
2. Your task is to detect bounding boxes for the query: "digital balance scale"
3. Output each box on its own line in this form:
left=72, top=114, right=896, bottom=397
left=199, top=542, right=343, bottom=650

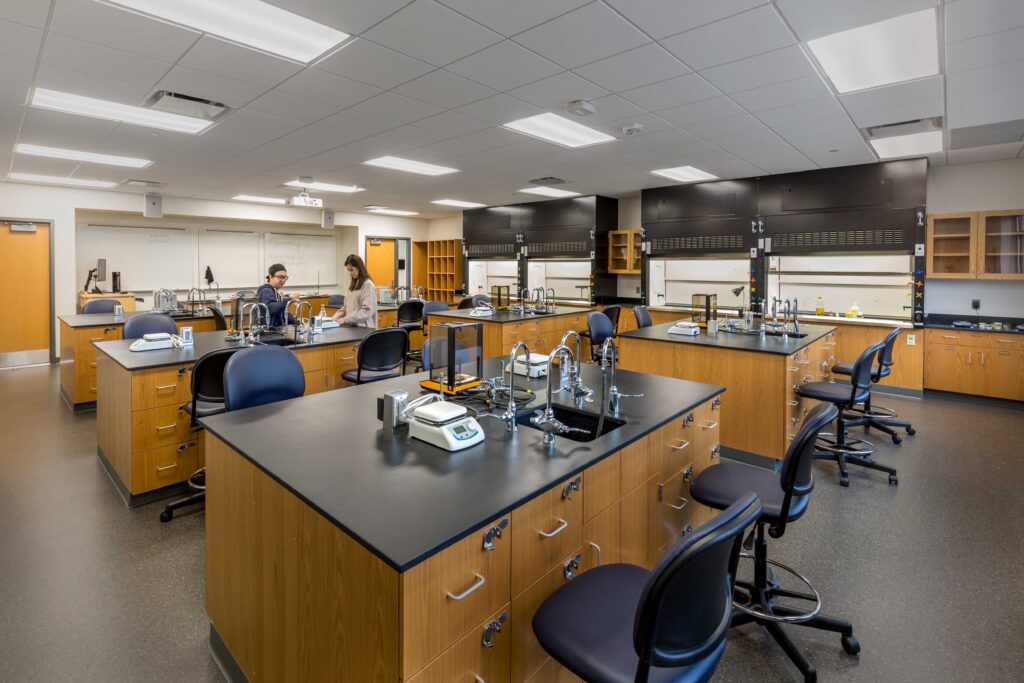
left=408, top=401, right=485, bottom=452
left=668, top=320, right=701, bottom=336
left=503, top=352, right=550, bottom=378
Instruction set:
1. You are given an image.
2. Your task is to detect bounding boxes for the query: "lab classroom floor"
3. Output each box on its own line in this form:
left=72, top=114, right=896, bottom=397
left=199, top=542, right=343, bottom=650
left=1, top=364, right=1022, bottom=682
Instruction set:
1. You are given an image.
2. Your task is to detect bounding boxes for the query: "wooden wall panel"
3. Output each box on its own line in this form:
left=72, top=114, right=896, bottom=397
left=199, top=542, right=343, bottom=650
left=96, top=353, right=133, bottom=486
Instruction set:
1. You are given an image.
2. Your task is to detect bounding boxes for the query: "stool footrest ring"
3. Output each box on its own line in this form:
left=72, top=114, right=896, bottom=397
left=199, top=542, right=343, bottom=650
left=732, top=553, right=822, bottom=624
left=814, top=434, right=875, bottom=457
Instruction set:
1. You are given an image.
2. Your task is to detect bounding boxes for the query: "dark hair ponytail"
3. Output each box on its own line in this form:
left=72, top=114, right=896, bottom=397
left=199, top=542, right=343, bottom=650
left=344, top=254, right=371, bottom=291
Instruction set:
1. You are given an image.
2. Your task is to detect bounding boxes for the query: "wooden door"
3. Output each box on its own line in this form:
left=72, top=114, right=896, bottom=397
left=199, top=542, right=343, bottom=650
left=365, top=238, right=396, bottom=288
left=0, top=222, right=50, bottom=366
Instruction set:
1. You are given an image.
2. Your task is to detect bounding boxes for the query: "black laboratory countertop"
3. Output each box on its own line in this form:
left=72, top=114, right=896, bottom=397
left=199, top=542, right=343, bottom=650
left=619, top=322, right=835, bottom=355
left=199, top=360, right=723, bottom=571
left=58, top=310, right=217, bottom=328
left=94, top=325, right=373, bottom=371
left=924, top=313, right=1024, bottom=334
left=431, top=305, right=592, bottom=324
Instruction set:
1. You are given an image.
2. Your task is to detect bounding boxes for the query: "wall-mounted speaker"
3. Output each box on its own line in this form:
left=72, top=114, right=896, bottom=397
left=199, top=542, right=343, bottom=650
left=321, top=209, right=335, bottom=229
left=144, top=194, right=163, bottom=218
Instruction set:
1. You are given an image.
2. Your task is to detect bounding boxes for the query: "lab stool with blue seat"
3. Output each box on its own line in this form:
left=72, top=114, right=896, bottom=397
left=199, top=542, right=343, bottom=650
left=585, top=311, right=617, bottom=362
left=223, top=345, right=305, bottom=411
left=796, top=340, right=899, bottom=487
left=122, top=313, right=177, bottom=340
left=830, top=327, right=916, bottom=444
left=690, top=402, right=860, bottom=683
left=532, top=493, right=762, bottom=683
left=159, top=347, right=240, bottom=523
left=82, top=298, right=119, bottom=314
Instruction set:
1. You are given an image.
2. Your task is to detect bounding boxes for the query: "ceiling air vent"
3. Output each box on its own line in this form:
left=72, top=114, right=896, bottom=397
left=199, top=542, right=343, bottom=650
left=864, top=117, right=942, bottom=141
left=949, top=119, right=1024, bottom=150
left=528, top=176, right=567, bottom=185
left=144, top=91, right=229, bottom=121
left=124, top=179, right=164, bottom=188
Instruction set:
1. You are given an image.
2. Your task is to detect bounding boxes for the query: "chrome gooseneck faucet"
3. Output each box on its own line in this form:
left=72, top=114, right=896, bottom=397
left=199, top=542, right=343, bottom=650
left=530, top=344, right=587, bottom=445
left=498, top=341, right=531, bottom=432
left=559, top=330, right=593, bottom=404
left=546, top=288, right=556, bottom=312
left=599, top=337, right=643, bottom=415
left=242, top=303, right=269, bottom=345
left=791, top=298, right=800, bottom=334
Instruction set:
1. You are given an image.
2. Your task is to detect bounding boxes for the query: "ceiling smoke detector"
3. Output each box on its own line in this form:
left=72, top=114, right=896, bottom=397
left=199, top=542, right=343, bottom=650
left=527, top=176, right=567, bottom=185
left=566, top=99, right=595, bottom=116
left=621, top=123, right=645, bottom=136
left=144, top=91, right=230, bottom=121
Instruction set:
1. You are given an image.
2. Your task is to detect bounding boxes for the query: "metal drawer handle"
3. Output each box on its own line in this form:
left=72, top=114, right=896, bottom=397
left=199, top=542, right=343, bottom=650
left=446, top=573, right=486, bottom=601
left=796, top=359, right=809, bottom=365
left=538, top=518, right=568, bottom=538
left=789, top=366, right=799, bottom=372
left=943, top=335, right=956, bottom=340
left=701, top=421, right=718, bottom=430
left=156, top=463, right=178, bottom=472
left=340, top=356, right=355, bottom=361
left=667, top=496, right=688, bottom=511
left=89, top=388, right=97, bottom=394
left=155, top=384, right=177, bottom=390
left=802, top=375, right=814, bottom=382
left=997, top=339, right=1012, bottom=344
left=89, top=337, right=103, bottom=342
left=787, top=400, right=799, bottom=406
left=156, top=424, right=177, bottom=431
left=89, top=362, right=97, bottom=368
left=588, top=541, right=603, bottom=566
left=177, top=442, right=194, bottom=452
left=670, top=439, right=689, bottom=451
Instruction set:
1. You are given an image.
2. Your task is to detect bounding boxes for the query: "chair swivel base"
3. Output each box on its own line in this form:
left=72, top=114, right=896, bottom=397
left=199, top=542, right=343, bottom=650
left=845, top=412, right=916, bottom=445
left=814, top=441, right=898, bottom=487
left=159, top=490, right=205, bottom=522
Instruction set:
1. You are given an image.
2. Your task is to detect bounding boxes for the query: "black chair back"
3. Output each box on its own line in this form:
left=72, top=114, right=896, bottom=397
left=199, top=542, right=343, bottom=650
left=849, top=340, right=885, bottom=402
left=327, top=294, right=345, bottom=307
left=422, top=301, right=449, bottom=326
left=632, top=493, right=762, bottom=671
left=397, top=300, right=424, bottom=324
left=602, top=305, right=622, bottom=334
left=357, top=328, right=409, bottom=374
left=224, top=346, right=305, bottom=411
left=633, top=305, right=653, bottom=329
left=774, top=402, right=838, bottom=537
left=457, top=297, right=476, bottom=309
left=875, top=328, right=902, bottom=380
left=83, top=298, right=119, bottom=314
left=587, top=311, right=615, bottom=348
left=188, top=348, right=239, bottom=425
left=210, top=306, right=228, bottom=331
left=123, top=313, right=178, bottom=340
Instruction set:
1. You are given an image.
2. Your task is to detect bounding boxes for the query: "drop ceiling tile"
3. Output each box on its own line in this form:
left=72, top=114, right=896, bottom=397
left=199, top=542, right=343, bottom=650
left=947, top=142, right=1024, bottom=165
left=619, top=73, right=720, bottom=111
left=452, top=139, right=554, bottom=167
left=658, top=97, right=745, bottom=128
left=754, top=97, right=845, bottom=127
left=363, top=0, right=502, bottom=67
left=11, top=156, right=84, bottom=177
left=205, top=110, right=308, bottom=148
left=0, top=1, right=51, bottom=27
left=49, top=0, right=199, bottom=62
left=96, top=125, right=193, bottom=159
left=655, top=137, right=721, bottom=159
left=319, top=108, right=407, bottom=139
left=266, top=0, right=412, bottom=35
left=946, top=26, right=1024, bottom=73
left=731, top=75, right=832, bottom=112
left=686, top=114, right=766, bottom=140
left=629, top=127, right=705, bottom=150
left=456, top=93, right=545, bottom=124
left=847, top=98, right=945, bottom=129
left=727, top=141, right=815, bottom=172
left=840, top=76, right=944, bottom=114
left=436, top=0, right=590, bottom=37
left=41, top=33, right=171, bottom=87
left=604, top=0, right=768, bottom=40
left=671, top=151, right=765, bottom=178
left=505, top=72, right=610, bottom=110
left=0, top=56, right=38, bottom=101
left=316, top=39, right=434, bottom=90
left=394, top=70, right=496, bottom=109
left=775, top=0, right=938, bottom=41
left=700, top=45, right=816, bottom=94
left=245, top=90, right=342, bottom=125
left=412, top=111, right=494, bottom=138
left=513, top=3, right=650, bottom=70
left=20, top=108, right=119, bottom=149
left=0, top=19, right=41, bottom=60
left=661, top=5, right=795, bottom=71
left=708, top=128, right=786, bottom=153
left=772, top=114, right=857, bottom=139
left=782, top=128, right=875, bottom=166
left=446, top=41, right=563, bottom=91
left=157, top=66, right=266, bottom=109
left=573, top=43, right=690, bottom=93
left=948, top=87, right=1024, bottom=129
left=351, top=92, right=444, bottom=125
left=412, top=128, right=522, bottom=158
left=579, top=95, right=645, bottom=125
left=0, top=104, right=24, bottom=139
left=179, top=36, right=304, bottom=88
left=34, top=64, right=154, bottom=104
left=597, top=113, right=676, bottom=139
left=946, top=60, right=1024, bottom=99
left=276, top=69, right=382, bottom=108
left=944, top=0, right=1024, bottom=43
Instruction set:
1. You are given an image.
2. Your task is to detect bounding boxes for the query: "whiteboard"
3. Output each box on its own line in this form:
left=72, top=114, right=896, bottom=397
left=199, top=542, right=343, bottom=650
left=199, top=230, right=261, bottom=289
left=78, top=224, right=193, bottom=291
left=264, top=232, right=338, bottom=287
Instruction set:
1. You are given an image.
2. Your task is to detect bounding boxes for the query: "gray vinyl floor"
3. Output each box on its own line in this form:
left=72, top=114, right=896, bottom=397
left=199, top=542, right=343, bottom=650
left=1, top=364, right=1022, bottom=682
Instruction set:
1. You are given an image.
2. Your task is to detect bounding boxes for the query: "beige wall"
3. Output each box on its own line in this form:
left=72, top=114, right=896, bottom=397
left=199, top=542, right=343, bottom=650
left=427, top=215, right=461, bottom=240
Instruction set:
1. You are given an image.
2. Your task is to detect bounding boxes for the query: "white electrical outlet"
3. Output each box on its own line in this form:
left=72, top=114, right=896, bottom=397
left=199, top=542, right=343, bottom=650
left=906, top=334, right=916, bottom=346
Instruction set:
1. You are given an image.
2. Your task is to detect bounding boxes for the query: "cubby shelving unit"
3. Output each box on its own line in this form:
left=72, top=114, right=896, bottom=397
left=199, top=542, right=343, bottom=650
left=423, top=239, right=463, bottom=302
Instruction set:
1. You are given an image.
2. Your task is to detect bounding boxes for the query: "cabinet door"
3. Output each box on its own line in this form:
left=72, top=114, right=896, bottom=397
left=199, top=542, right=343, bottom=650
left=924, top=344, right=972, bottom=393
left=977, top=210, right=1024, bottom=280
left=980, top=348, right=1023, bottom=400
left=927, top=213, right=977, bottom=278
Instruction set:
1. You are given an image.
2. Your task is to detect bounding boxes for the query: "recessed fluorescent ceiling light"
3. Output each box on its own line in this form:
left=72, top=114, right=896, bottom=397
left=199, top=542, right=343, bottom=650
left=807, top=8, right=939, bottom=93
left=16, top=143, right=151, bottom=168
left=517, top=186, right=581, bottom=198
left=870, top=130, right=943, bottom=159
left=9, top=172, right=118, bottom=189
left=364, top=156, right=459, bottom=176
left=106, top=0, right=349, bottom=64
left=503, top=113, right=615, bottom=148
left=233, top=195, right=286, bottom=204
left=431, top=199, right=486, bottom=208
left=31, top=88, right=211, bottom=134
left=284, top=179, right=363, bottom=193
left=650, top=166, right=718, bottom=183
left=369, top=208, right=419, bottom=216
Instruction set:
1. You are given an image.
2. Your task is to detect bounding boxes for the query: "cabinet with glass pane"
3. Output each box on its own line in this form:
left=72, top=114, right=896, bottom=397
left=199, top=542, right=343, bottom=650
left=927, top=213, right=977, bottom=278
left=979, top=210, right=1024, bottom=279
left=608, top=230, right=641, bottom=274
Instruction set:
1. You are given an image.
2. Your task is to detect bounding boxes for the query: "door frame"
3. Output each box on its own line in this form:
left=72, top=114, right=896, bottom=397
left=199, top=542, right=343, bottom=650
left=2, top=217, right=56, bottom=366
left=364, top=236, right=411, bottom=290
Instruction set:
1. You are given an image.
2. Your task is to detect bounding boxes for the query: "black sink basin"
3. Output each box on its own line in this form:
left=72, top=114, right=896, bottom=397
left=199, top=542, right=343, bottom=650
left=762, top=330, right=808, bottom=338
left=258, top=336, right=299, bottom=347
left=516, top=403, right=626, bottom=442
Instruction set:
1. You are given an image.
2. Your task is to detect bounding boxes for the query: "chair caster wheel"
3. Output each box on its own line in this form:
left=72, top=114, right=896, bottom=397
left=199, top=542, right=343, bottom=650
left=841, top=634, right=860, bottom=655
left=891, top=434, right=902, bottom=444
left=159, top=510, right=172, bottom=523
left=888, top=475, right=898, bottom=486
left=906, top=427, right=916, bottom=435
left=839, top=476, right=849, bottom=487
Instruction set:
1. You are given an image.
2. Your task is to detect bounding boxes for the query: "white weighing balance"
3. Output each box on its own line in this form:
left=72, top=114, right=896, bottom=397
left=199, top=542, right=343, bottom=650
left=408, top=400, right=485, bottom=452
left=504, top=352, right=549, bottom=379
left=668, top=320, right=701, bottom=336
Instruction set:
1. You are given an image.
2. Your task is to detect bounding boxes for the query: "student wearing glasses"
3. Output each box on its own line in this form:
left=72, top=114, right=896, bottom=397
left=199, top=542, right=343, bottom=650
left=331, top=254, right=378, bottom=328
left=256, top=263, right=301, bottom=326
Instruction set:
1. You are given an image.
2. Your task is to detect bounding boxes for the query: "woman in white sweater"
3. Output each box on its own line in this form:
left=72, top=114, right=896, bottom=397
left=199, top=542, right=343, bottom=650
left=331, top=254, right=378, bottom=328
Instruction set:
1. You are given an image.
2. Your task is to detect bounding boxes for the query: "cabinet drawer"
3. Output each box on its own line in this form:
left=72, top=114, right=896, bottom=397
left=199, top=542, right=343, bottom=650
left=987, top=334, right=1024, bottom=350
left=511, top=550, right=590, bottom=683
left=619, top=432, right=654, bottom=495
left=402, top=515, right=512, bottom=679
left=581, top=500, right=620, bottom=570
left=511, top=476, right=583, bottom=596
left=332, top=342, right=360, bottom=375
left=651, top=466, right=695, bottom=555
left=132, top=365, right=191, bottom=411
left=132, top=402, right=193, bottom=452
left=73, top=377, right=99, bottom=404
left=132, top=440, right=199, bottom=493
left=582, top=453, right=619, bottom=523
left=407, top=606, right=511, bottom=683
left=294, top=346, right=326, bottom=372
left=925, top=328, right=989, bottom=346
left=75, top=326, right=121, bottom=377
left=303, top=370, right=327, bottom=395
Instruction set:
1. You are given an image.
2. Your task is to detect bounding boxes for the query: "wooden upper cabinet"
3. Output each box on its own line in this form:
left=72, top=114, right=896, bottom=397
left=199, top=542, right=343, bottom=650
left=927, top=212, right=978, bottom=278
left=978, top=210, right=1024, bottom=280
left=608, top=230, right=641, bottom=274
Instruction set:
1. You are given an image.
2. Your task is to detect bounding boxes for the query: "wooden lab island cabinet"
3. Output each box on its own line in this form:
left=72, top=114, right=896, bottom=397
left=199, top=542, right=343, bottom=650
left=200, top=363, right=723, bottom=682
